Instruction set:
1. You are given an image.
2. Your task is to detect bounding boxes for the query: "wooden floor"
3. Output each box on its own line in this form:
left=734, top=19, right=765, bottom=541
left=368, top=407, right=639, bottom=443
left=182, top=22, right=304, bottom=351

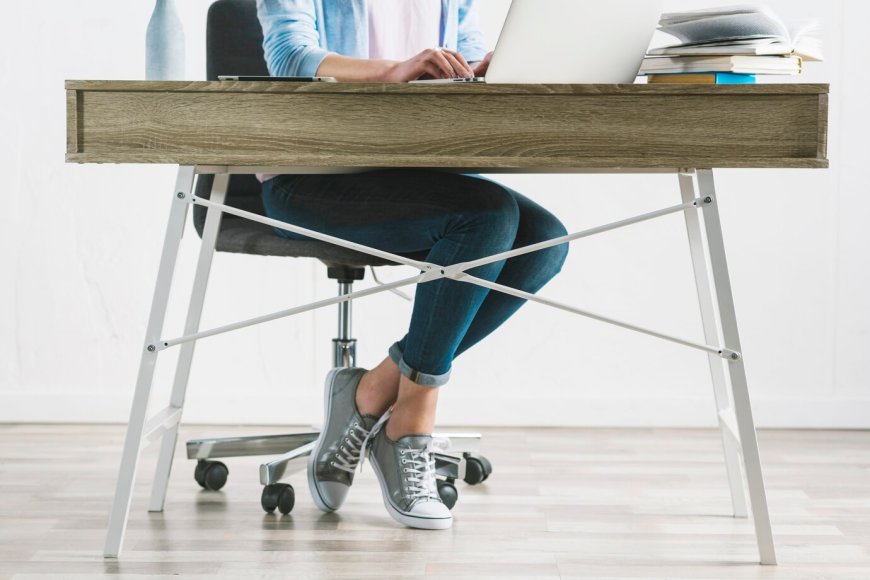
left=1, top=424, right=868, bottom=579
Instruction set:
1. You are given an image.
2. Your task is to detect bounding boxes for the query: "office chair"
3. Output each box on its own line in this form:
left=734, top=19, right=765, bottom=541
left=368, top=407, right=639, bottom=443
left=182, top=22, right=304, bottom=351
left=183, top=0, right=492, bottom=515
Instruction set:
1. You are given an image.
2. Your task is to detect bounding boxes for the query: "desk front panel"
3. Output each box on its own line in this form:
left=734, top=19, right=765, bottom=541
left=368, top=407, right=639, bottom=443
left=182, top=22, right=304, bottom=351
left=66, top=81, right=829, bottom=170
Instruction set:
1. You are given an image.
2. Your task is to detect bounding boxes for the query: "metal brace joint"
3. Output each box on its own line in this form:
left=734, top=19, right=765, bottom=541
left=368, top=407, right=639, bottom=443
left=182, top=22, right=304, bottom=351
left=719, top=349, right=742, bottom=361
left=150, top=341, right=172, bottom=353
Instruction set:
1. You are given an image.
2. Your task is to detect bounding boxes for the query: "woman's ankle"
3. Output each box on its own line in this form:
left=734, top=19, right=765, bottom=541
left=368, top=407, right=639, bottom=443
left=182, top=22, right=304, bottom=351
left=385, top=376, right=439, bottom=440
left=354, top=358, right=400, bottom=416
left=385, top=410, right=435, bottom=440
left=356, top=374, right=388, bottom=416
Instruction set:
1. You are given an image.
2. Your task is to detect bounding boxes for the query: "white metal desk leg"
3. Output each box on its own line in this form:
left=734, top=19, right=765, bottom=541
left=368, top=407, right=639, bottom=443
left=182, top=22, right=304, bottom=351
left=104, top=166, right=196, bottom=558
left=696, top=169, right=776, bottom=565
left=679, top=172, right=749, bottom=519
left=148, top=174, right=229, bottom=512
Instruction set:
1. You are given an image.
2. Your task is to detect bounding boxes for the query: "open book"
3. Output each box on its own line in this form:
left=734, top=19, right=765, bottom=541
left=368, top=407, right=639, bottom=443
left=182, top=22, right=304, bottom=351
left=648, top=5, right=823, bottom=62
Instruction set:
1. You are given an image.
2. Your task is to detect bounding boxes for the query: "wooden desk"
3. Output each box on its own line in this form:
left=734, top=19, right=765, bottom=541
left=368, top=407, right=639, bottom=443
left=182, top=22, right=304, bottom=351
left=66, top=81, right=829, bottom=564
left=66, top=81, right=828, bottom=170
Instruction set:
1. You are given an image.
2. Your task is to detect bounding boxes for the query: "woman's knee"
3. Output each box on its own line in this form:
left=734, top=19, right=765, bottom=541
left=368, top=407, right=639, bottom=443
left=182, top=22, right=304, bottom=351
left=529, top=215, right=570, bottom=278
left=541, top=217, right=568, bottom=278
left=455, top=179, right=521, bottom=243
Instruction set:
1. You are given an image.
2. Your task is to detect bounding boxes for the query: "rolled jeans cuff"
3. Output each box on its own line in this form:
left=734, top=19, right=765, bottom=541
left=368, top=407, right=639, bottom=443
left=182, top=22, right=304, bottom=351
left=388, top=342, right=450, bottom=388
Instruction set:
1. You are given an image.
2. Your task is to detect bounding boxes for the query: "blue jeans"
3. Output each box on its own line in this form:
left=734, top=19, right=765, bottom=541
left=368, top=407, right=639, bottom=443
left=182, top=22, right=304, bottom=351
left=261, top=170, right=569, bottom=387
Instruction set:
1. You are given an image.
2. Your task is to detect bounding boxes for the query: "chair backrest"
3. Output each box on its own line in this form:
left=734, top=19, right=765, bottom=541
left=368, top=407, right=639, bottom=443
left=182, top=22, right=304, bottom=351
left=194, top=0, right=269, bottom=237
left=206, top=0, right=269, bottom=81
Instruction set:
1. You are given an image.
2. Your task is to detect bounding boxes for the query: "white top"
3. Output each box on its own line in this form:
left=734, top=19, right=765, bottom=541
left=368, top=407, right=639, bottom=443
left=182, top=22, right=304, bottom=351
left=367, top=0, right=442, bottom=61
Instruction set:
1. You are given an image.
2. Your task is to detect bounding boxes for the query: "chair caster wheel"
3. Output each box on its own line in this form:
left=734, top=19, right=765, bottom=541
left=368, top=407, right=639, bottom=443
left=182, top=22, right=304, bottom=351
left=261, top=483, right=295, bottom=515
left=462, top=453, right=492, bottom=485
left=437, top=479, right=458, bottom=510
left=194, top=460, right=229, bottom=491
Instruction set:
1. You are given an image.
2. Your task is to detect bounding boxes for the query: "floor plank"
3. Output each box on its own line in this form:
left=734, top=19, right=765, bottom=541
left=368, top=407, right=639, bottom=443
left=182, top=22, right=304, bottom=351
left=0, top=424, right=868, bottom=579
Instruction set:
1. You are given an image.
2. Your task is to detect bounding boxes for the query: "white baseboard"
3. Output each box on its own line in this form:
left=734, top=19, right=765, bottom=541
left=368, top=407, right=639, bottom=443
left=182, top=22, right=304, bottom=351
left=1, top=391, right=869, bottom=429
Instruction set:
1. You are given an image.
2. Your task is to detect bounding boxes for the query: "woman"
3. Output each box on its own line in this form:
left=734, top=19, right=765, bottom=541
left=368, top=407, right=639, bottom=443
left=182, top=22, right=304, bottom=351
left=257, top=0, right=569, bottom=530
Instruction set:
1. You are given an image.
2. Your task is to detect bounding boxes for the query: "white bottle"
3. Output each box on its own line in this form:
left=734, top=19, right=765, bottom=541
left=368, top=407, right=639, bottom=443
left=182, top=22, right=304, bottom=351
left=145, top=0, right=186, bottom=80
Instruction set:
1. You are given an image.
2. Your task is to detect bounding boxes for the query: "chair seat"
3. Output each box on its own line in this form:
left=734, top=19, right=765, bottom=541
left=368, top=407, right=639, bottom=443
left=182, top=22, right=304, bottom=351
left=193, top=173, right=429, bottom=268
left=214, top=219, right=426, bottom=268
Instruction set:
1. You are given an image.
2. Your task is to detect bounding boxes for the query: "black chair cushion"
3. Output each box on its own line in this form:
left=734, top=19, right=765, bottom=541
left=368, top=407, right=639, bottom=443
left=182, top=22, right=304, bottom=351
left=193, top=175, right=428, bottom=267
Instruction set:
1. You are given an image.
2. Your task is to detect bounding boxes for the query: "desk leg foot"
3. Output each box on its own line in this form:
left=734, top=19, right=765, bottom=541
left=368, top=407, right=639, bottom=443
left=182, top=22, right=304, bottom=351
left=148, top=174, right=229, bottom=513
left=104, top=167, right=195, bottom=558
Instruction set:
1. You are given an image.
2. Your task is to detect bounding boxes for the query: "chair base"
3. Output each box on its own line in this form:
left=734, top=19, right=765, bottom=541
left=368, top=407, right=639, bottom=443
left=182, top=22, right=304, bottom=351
left=186, top=431, right=485, bottom=486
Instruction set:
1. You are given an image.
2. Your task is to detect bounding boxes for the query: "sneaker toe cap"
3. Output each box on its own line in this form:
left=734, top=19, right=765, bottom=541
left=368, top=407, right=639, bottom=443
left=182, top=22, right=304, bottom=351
left=409, top=500, right=452, bottom=520
left=317, top=481, right=350, bottom=510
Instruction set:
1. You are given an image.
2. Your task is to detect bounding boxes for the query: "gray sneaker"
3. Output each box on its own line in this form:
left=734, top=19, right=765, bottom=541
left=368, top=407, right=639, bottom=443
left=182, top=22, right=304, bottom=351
left=366, top=415, right=453, bottom=530
left=307, top=367, right=380, bottom=512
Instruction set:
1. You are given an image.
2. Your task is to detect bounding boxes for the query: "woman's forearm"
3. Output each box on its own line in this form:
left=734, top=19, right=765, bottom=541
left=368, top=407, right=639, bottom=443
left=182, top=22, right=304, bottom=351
left=317, top=49, right=473, bottom=83
left=315, top=54, right=398, bottom=82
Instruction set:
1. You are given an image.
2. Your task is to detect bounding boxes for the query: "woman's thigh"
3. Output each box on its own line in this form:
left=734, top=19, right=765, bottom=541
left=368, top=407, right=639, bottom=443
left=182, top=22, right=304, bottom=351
left=261, top=169, right=520, bottom=255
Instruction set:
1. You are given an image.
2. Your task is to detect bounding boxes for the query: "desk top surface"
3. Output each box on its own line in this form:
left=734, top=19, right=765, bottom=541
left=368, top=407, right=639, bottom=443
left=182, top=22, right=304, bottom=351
left=65, top=79, right=829, bottom=96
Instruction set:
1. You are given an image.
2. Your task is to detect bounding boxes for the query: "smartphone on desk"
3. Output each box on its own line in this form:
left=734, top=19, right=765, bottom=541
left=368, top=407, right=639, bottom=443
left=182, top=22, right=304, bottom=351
left=218, top=75, right=338, bottom=82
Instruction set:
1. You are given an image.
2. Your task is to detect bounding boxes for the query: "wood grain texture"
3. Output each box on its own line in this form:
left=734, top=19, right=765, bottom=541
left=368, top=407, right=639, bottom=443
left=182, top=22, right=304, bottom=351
left=64, top=81, right=829, bottom=170
left=1, top=424, right=868, bottom=578
left=65, top=90, right=81, bottom=155
left=818, top=93, right=830, bottom=161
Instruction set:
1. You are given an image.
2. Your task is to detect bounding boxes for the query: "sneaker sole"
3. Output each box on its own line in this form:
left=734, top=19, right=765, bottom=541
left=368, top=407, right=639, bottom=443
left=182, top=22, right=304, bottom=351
left=369, top=450, right=453, bottom=530
left=307, top=367, right=345, bottom=513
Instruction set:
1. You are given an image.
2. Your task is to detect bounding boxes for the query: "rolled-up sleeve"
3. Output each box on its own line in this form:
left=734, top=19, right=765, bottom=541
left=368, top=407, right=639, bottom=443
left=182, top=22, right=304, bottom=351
left=257, top=0, right=329, bottom=77
left=457, top=0, right=487, bottom=62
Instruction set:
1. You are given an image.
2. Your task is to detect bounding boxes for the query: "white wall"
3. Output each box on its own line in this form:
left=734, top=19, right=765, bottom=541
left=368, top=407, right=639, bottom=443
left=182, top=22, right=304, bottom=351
left=1, top=0, right=867, bottom=428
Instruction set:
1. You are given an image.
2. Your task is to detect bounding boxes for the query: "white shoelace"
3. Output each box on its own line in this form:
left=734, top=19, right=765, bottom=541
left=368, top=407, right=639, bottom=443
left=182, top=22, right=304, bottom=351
left=330, top=418, right=377, bottom=474
left=400, top=437, right=449, bottom=501
left=357, top=408, right=392, bottom=472
left=355, top=408, right=449, bottom=503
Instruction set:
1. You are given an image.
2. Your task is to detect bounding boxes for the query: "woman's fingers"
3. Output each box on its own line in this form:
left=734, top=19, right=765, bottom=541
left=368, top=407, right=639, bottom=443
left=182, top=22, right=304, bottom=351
left=472, top=51, right=495, bottom=77
left=420, top=61, right=446, bottom=80
left=440, top=49, right=474, bottom=78
left=403, top=48, right=478, bottom=81
left=427, top=49, right=458, bottom=78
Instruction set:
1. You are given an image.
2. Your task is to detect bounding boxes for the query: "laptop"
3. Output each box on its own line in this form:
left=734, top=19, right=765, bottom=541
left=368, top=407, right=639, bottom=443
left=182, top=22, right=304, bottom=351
left=413, top=0, right=663, bottom=84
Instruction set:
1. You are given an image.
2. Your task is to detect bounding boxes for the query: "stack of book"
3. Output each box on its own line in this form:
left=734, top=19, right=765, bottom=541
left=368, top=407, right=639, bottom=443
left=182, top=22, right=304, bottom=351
left=641, top=5, right=823, bottom=84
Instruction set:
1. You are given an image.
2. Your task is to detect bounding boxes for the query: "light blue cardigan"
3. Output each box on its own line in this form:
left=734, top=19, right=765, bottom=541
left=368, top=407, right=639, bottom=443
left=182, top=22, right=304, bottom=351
left=257, top=0, right=488, bottom=77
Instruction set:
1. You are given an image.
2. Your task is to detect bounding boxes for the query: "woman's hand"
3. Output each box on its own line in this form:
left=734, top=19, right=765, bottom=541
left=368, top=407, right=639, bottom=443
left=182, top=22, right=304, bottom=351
left=471, top=52, right=494, bottom=77
left=381, top=48, right=475, bottom=82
